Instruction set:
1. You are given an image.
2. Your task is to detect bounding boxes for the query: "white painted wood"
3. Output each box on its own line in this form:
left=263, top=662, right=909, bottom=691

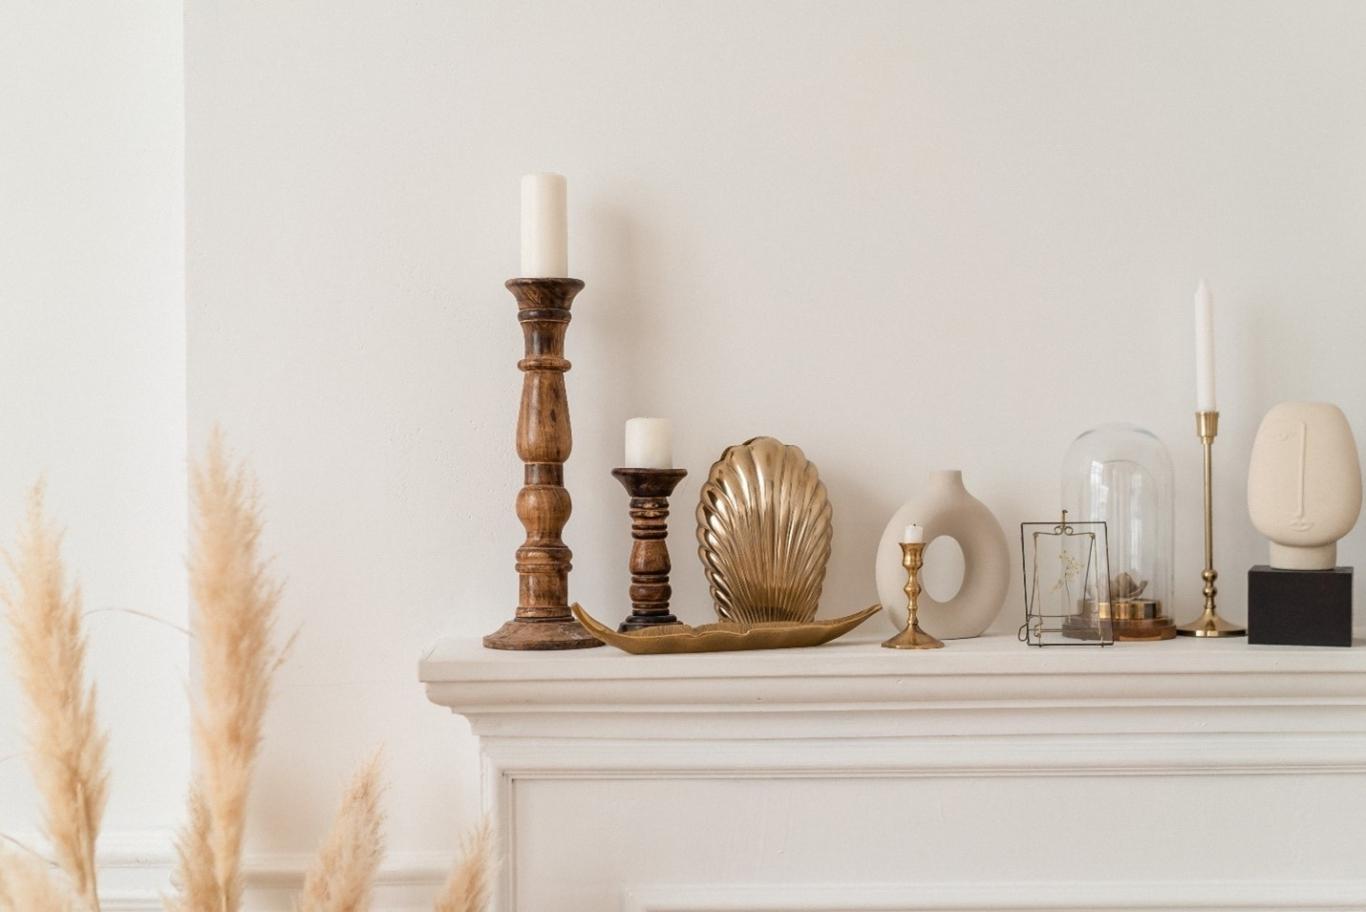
left=423, top=633, right=1366, bottom=912
left=624, top=881, right=1366, bottom=911
left=77, top=830, right=447, bottom=911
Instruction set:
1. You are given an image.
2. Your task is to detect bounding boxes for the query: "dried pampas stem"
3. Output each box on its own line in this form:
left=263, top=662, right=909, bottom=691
left=185, top=430, right=284, bottom=911
left=433, top=818, right=493, bottom=912
left=81, top=607, right=192, bottom=638
left=295, top=754, right=386, bottom=912
left=2, top=484, right=108, bottom=910
left=0, top=438, right=427, bottom=912
left=0, top=833, right=53, bottom=866
left=0, top=850, right=82, bottom=912
left=164, top=785, right=218, bottom=912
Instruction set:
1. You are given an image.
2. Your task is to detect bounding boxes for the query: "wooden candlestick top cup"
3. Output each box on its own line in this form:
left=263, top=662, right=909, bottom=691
left=483, top=277, right=603, bottom=650
left=612, top=467, right=688, bottom=632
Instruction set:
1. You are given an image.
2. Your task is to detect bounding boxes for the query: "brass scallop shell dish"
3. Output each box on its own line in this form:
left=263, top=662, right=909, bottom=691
left=573, top=603, right=878, bottom=655
left=696, top=436, right=833, bottom=624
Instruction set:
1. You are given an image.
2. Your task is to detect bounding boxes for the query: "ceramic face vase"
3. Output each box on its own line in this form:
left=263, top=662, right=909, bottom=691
left=1248, top=402, right=1362, bottom=570
left=876, top=470, right=1010, bottom=639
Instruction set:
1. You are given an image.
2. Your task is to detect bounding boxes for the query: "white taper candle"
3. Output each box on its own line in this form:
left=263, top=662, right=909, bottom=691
left=520, top=173, right=568, bottom=278
left=625, top=418, right=673, bottom=469
left=1194, top=279, right=1216, bottom=412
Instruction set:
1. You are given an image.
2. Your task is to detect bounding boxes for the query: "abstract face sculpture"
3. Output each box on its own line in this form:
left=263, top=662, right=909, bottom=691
left=1247, top=402, right=1362, bottom=570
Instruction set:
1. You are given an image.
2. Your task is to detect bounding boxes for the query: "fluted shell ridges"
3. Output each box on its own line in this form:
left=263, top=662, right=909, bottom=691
left=696, top=436, right=833, bottom=624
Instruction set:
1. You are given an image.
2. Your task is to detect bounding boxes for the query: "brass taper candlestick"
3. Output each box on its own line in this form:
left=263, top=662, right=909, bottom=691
left=882, top=542, right=944, bottom=649
left=1177, top=410, right=1246, bottom=637
left=611, top=467, right=687, bottom=632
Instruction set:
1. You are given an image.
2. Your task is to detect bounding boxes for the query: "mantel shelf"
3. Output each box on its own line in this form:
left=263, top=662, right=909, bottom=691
left=423, top=629, right=1366, bottom=682
left=423, top=631, right=1366, bottom=910
left=421, top=630, right=1366, bottom=741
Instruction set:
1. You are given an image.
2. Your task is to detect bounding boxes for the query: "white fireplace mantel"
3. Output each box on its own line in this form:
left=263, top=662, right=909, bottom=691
left=421, top=632, right=1366, bottom=911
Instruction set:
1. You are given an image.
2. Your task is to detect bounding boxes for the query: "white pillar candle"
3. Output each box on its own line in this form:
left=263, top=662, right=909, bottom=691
left=903, top=523, right=925, bottom=544
left=520, top=173, right=568, bottom=278
left=1194, top=279, right=1217, bottom=412
left=624, top=418, right=672, bottom=469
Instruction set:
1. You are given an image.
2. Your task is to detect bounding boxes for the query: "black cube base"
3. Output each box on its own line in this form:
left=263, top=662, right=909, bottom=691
left=1247, top=565, right=1353, bottom=647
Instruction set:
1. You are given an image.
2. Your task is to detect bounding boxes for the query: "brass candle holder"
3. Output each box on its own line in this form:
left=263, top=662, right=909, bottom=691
left=882, top=542, right=944, bottom=649
left=1177, top=410, right=1246, bottom=637
left=611, top=467, right=687, bottom=632
left=483, top=277, right=602, bottom=650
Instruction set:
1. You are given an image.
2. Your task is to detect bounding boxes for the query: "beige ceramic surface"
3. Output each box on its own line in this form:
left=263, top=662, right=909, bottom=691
left=876, top=470, right=1010, bottom=639
left=696, top=437, right=833, bottom=624
left=1248, top=401, right=1362, bottom=570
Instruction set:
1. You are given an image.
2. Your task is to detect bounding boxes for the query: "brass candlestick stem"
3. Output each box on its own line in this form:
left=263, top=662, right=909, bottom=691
left=882, top=542, right=944, bottom=649
left=484, top=278, right=602, bottom=650
left=611, top=467, right=688, bottom=632
left=1177, top=410, right=1246, bottom=637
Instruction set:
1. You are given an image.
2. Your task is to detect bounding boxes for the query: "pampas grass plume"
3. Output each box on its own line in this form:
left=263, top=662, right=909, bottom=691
left=432, top=818, right=493, bottom=912
left=0, top=850, right=82, bottom=912
left=0, top=438, right=460, bottom=912
left=184, top=430, right=284, bottom=911
left=2, top=484, right=108, bottom=910
left=164, top=785, right=217, bottom=912
left=295, top=754, right=386, bottom=912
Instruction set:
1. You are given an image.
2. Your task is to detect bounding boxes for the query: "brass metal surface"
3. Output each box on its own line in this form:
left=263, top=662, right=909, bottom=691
left=572, top=603, right=879, bottom=655
left=1067, top=600, right=1176, bottom=640
left=1059, top=616, right=1110, bottom=641
left=1178, top=410, right=1247, bottom=638
left=882, top=542, right=944, bottom=650
left=696, top=437, right=833, bottom=625
left=1110, top=616, right=1178, bottom=640
left=1089, top=599, right=1164, bottom=620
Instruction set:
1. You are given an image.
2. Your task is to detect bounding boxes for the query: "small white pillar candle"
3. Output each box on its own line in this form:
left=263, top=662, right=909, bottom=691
left=1194, top=279, right=1217, bottom=412
left=520, top=173, right=568, bottom=278
left=903, top=523, right=925, bottom=544
left=625, top=418, right=672, bottom=469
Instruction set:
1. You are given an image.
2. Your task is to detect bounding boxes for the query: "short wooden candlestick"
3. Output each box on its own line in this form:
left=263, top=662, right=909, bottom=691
left=483, top=277, right=602, bottom=651
left=611, top=467, right=688, bottom=632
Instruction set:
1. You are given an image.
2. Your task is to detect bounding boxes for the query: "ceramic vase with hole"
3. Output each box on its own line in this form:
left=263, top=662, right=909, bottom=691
left=876, top=470, right=1010, bottom=639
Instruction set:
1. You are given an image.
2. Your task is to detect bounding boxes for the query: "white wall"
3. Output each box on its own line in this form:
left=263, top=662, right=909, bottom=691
left=0, top=0, right=1355, bottom=906
left=182, top=0, right=1366, bottom=890
left=0, top=0, right=188, bottom=852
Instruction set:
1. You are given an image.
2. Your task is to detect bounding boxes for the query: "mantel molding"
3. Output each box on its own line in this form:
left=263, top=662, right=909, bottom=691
left=623, top=881, right=1366, bottom=912
left=422, top=632, right=1366, bottom=912
left=421, top=632, right=1366, bottom=739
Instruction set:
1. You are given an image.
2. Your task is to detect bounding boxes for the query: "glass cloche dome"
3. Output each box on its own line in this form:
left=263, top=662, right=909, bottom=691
left=1061, top=424, right=1177, bottom=641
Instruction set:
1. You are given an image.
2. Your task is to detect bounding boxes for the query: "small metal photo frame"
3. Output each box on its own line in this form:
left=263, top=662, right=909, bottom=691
left=1019, top=511, right=1112, bottom=646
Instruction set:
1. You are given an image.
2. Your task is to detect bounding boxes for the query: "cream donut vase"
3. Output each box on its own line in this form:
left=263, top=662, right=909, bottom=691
left=876, top=470, right=1010, bottom=639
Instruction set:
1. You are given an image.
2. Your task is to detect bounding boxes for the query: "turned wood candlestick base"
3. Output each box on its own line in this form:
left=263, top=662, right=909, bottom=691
left=612, top=467, right=688, bottom=632
left=484, top=277, right=602, bottom=651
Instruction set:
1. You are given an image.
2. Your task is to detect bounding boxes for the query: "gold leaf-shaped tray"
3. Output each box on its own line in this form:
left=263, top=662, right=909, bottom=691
left=696, top=436, right=833, bottom=625
left=572, top=603, right=878, bottom=655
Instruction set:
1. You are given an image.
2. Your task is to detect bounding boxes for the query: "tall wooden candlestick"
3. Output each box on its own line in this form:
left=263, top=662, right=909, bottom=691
left=611, top=467, right=687, bottom=631
left=483, top=277, right=603, bottom=650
